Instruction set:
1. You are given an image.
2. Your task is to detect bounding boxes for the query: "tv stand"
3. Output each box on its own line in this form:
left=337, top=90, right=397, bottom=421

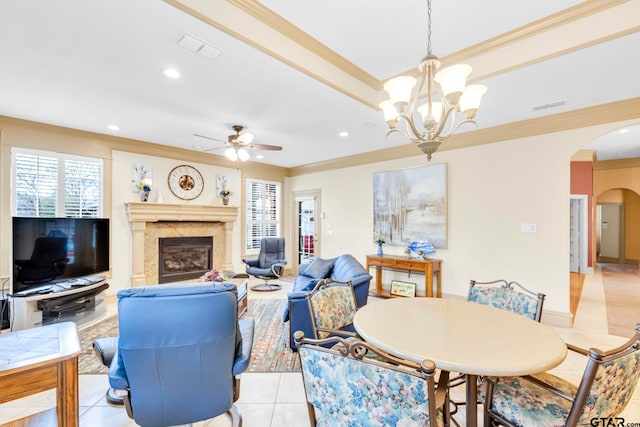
left=10, top=279, right=109, bottom=330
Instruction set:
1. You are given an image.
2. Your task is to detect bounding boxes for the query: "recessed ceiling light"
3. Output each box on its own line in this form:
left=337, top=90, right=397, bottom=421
left=256, top=155, right=264, bottom=159
left=619, top=129, right=630, bottom=134
left=162, top=67, right=181, bottom=79
left=192, top=144, right=203, bottom=150
left=107, top=124, right=119, bottom=131
left=339, top=131, right=349, bottom=137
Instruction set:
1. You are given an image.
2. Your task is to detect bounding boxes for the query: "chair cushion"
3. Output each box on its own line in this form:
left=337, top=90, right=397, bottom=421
left=301, top=258, right=335, bottom=279
left=490, top=372, right=577, bottom=427
left=468, top=286, right=539, bottom=320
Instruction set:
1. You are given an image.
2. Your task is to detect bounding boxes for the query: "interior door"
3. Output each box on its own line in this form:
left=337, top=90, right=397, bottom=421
left=599, top=203, right=623, bottom=262
left=569, top=198, right=581, bottom=273
left=294, top=191, right=320, bottom=267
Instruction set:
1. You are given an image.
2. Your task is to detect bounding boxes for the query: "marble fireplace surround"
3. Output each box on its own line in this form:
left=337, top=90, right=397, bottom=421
left=125, top=202, right=239, bottom=287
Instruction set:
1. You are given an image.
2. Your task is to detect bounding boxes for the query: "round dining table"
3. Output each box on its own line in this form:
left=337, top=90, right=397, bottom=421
left=353, top=297, right=568, bottom=427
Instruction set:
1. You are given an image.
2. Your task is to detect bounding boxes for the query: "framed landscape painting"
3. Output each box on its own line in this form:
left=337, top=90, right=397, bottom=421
left=373, top=163, right=447, bottom=248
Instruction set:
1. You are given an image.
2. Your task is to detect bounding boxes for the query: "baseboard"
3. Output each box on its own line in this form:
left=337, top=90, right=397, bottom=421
left=541, top=309, right=573, bottom=328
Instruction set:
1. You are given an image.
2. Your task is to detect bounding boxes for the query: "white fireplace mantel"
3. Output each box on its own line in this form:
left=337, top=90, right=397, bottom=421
left=125, top=202, right=239, bottom=286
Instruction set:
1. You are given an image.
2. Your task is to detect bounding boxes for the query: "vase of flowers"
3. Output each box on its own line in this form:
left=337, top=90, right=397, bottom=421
left=201, top=268, right=227, bottom=282
left=374, top=232, right=386, bottom=256
left=137, top=178, right=152, bottom=202
left=219, top=188, right=232, bottom=206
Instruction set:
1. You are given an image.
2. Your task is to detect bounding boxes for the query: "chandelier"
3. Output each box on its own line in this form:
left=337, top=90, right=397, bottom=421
left=379, top=0, right=487, bottom=160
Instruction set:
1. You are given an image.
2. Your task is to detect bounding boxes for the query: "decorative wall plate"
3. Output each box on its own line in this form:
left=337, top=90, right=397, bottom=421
left=168, top=164, right=204, bottom=200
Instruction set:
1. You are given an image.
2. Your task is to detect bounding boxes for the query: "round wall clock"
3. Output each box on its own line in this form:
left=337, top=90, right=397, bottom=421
left=167, top=165, right=204, bottom=200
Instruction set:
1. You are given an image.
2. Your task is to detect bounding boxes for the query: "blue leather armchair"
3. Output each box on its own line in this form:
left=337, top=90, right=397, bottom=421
left=284, top=254, right=372, bottom=350
left=243, top=237, right=287, bottom=291
left=106, top=282, right=254, bottom=427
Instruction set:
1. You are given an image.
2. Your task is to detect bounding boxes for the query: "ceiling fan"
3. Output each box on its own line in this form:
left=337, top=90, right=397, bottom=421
left=194, top=125, right=283, bottom=161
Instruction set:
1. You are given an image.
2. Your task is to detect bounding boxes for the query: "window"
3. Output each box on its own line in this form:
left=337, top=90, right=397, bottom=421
left=12, top=148, right=103, bottom=218
left=245, top=178, right=281, bottom=252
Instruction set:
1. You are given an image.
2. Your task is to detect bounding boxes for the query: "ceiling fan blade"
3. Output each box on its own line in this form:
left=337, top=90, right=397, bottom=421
left=193, top=133, right=227, bottom=144
left=246, top=143, right=283, bottom=151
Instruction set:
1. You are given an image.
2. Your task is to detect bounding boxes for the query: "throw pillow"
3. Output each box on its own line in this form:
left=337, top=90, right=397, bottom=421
left=301, top=258, right=335, bottom=279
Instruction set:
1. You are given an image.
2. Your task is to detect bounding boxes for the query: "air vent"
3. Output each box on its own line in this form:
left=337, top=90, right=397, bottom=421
left=532, top=99, right=567, bottom=111
left=178, top=32, right=222, bottom=60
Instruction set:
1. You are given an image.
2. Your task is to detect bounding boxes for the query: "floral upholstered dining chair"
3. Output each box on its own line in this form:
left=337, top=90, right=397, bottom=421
left=467, top=279, right=545, bottom=321
left=449, top=279, right=546, bottom=420
left=484, top=324, right=640, bottom=427
left=294, top=331, right=450, bottom=427
left=306, top=279, right=359, bottom=340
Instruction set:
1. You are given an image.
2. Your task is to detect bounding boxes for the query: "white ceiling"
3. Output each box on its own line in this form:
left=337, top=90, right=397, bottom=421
left=0, top=0, right=638, bottom=168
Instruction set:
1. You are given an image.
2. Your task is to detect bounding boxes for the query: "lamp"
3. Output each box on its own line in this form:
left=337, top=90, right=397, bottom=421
left=380, top=0, right=487, bottom=160
left=224, top=146, right=251, bottom=162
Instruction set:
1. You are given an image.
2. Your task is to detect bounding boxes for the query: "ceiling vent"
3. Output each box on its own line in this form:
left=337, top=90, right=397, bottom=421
left=532, top=99, right=567, bottom=111
left=178, top=32, right=222, bottom=60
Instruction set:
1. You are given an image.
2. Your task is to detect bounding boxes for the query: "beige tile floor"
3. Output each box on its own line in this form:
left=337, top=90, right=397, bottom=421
left=1, top=270, right=638, bottom=426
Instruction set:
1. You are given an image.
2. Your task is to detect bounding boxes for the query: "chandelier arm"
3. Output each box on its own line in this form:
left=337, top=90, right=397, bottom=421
left=385, top=128, right=422, bottom=145
left=430, top=105, right=456, bottom=140
left=441, top=119, right=478, bottom=139
left=397, top=113, right=427, bottom=141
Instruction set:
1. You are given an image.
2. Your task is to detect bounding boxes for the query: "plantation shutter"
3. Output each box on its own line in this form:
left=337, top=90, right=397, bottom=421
left=64, top=158, right=102, bottom=217
left=245, top=179, right=281, bottom=252
left=13, top=148, right=103, bottom=218
left=14, top=152, right=59, bottom=217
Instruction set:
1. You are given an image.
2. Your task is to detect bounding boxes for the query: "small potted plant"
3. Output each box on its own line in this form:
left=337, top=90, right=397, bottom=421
left=374, top=232, right=386, bottom=256
left=219, top=188, right=232, bottom=205
left=137, top=178, right=152, bottom=202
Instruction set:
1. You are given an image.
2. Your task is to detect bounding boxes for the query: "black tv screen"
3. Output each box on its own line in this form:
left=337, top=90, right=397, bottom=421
left=12, top=217, right=110, bottom=293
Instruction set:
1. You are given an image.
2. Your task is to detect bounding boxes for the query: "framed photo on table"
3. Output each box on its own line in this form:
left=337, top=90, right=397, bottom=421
left=390, top=280, right=416, bottom=297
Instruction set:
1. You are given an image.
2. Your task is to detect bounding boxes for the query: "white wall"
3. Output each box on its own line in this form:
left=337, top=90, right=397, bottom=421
left=110, top=150, right=242, bottom=294
left=286, top=123, right=627, bottom=323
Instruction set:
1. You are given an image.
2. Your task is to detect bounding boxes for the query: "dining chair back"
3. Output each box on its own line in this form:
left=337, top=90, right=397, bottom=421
left=306, top=279, right=358, bottom=340
left=294, top=331, right=449, bottom=427
left=467, top=279, right=545, bottom=321
left=485, top=324, right=640, bottom=427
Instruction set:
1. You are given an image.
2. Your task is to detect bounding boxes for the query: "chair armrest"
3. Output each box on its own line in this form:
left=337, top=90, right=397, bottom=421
left=520, top=375, right=575, bottom=402
left=316, top=327, right=357, bottom=339
left=243, top=258, right=260, bottom=267
left=566, top=342, right=590, bottom=356
left=233, top=318, right=255, bottom=376
left=108, top=349, right=130, bottom=391
left=271, top=261, right=288, bottom=277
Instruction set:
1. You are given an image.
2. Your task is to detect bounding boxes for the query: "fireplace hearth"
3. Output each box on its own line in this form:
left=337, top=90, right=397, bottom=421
left=158, top=236, right=213, bottom=283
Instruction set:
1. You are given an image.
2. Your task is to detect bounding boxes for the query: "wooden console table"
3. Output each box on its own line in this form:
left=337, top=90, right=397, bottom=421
left=0, top=322, right=81, bottom=426
left=366, top=254, right=442, bottom=298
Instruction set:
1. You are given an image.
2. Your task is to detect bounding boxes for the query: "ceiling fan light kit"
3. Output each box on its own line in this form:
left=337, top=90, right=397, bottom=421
left=194, top=124, right=282, bottom=162
left=380, top=0, right=487, bottom=161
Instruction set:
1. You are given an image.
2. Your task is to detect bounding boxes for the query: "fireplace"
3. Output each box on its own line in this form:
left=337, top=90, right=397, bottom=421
left=158, top=236, right=213, bottom=283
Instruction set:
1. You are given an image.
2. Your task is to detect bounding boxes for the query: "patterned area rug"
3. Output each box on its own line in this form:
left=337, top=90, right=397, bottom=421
left=77, top=298, right=300, bottom=374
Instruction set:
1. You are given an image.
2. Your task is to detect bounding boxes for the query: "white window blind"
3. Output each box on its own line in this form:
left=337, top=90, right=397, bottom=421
left=245, top=178, right=281, bottom=252
left=13, top=148, right=103, bottom=218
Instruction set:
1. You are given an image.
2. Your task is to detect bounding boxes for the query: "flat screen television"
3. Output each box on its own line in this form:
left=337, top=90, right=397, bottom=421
left=12, top=217, right=110, bottom=294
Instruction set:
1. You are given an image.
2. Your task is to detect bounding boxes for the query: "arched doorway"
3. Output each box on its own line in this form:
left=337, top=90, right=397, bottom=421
left=595, top=188, right=640, bottom=265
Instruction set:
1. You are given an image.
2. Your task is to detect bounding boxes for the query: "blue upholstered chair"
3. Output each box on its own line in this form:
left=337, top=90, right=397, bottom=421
left=484, top=324, right=640, bottom=427
left=294, top=331, right=450, bottom=427
left=242, top=237, right=287, bottom=291
left=106, top=282, right=254, bottom=427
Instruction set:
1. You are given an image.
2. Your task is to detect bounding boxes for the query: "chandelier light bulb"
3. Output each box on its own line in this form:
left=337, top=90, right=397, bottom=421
left=383, top=76, right=417, bottom=107
left=434, top=64, right=472, bottom=103
left=459, top=85, right=488, bottom=119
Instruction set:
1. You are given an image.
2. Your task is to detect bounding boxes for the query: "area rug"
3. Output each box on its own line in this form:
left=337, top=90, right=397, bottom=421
left=601, top=263, right=640, bottom=338
left=77, top=298, right=300, bottom=374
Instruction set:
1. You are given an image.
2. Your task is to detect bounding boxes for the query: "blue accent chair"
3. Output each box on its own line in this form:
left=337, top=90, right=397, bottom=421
left=284, top=254, right=372, bottom=350
left=243, top=237, right=287, bottom=291
left=106, top=282, right=254, bottom=427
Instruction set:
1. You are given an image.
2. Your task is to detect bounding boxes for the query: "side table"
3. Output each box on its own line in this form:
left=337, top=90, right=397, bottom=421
left=0, top=322, right=81, bottom=426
